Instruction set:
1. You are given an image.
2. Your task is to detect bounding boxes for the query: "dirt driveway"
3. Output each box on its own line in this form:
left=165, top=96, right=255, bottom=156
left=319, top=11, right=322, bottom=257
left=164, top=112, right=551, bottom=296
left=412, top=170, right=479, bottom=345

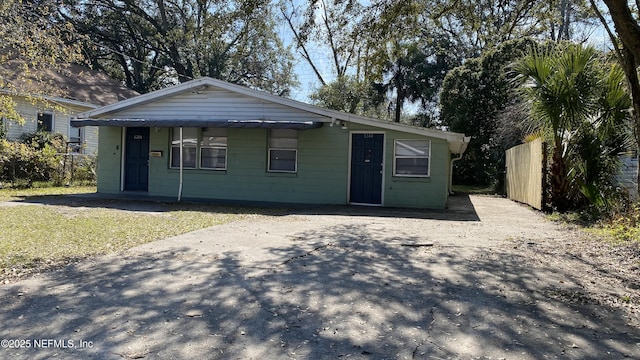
left=0, top=195, right=639, bottom=359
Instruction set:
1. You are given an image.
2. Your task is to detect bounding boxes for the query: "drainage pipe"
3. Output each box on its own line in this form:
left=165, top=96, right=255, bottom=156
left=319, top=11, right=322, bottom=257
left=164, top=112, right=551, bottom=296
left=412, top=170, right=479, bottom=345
left=449, top=153, right=463, bottom=195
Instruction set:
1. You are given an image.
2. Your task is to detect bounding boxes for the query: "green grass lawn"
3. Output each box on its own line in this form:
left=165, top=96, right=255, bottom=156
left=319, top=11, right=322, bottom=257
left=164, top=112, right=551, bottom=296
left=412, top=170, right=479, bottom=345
left=0, top=185, right=97, bottom=201
left=451, top=184, right=498, bottom=194
left=0, top=186, right=260, bottom=281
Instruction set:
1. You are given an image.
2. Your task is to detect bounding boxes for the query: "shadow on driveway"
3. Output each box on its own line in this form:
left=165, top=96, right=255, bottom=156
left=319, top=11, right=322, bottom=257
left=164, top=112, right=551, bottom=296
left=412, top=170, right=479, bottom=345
left=5, top=192, right=480, bottom=221
left=1, top=219, right=638, bottom=359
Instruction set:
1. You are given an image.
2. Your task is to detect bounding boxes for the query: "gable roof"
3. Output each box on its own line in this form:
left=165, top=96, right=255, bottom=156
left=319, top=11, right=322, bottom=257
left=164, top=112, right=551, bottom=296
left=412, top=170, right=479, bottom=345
left=76, top=77, right=470, bottom=154
left=0, top=61, right=140, bottom=107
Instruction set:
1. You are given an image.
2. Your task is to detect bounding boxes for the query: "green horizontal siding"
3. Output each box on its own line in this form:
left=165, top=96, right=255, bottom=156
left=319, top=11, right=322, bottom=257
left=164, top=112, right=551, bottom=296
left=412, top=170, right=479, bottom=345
left=97, top=123, right=452, bottom=208
left=145, top=127, right=349, bottom=204
left=96, top=127, right=122, bottom=194
left=347, top=124, right=450, bottom=209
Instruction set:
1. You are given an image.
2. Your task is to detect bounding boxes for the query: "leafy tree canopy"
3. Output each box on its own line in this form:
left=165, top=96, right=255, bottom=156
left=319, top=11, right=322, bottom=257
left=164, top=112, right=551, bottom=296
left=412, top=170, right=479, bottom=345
left=0, top=0, right=84, bottom=124
left=60, top=0, right=298, bottom=95
left=440, top=38, right=537, bottom=186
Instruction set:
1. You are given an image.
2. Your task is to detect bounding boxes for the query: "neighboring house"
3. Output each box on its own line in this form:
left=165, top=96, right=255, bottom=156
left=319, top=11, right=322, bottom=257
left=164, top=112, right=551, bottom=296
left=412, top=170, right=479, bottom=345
left=73, top=77, right=470, bottom=209
left=0, top=63, right=139, bottom=154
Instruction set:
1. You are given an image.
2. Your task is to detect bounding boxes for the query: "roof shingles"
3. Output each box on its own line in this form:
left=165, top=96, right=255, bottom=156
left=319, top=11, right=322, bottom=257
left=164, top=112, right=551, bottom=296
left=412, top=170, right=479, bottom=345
left=0, top=62, right=139, bottom=106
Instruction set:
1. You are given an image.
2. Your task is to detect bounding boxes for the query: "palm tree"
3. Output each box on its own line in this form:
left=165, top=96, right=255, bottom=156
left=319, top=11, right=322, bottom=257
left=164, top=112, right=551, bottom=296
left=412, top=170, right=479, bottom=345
left=514, top=43, right=632, bottom=210
left=382, top=43, right=429, bottom=123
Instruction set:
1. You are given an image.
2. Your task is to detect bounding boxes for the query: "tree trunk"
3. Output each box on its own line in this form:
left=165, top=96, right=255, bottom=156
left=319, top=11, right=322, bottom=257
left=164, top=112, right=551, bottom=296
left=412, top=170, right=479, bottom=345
left=602, top=1, right=640, bottom=61
left=621, top=47, right=640, bottom=198
left=394, top=94, right=402, bottom=123
left=550, top=136, right=569, bottom=211
left=599, top=1, right=640, bottom=196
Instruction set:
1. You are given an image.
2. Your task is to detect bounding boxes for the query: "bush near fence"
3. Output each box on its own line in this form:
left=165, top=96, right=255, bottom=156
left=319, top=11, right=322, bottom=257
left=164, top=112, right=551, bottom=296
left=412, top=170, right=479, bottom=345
left=0, top=132, right=96, bottom=188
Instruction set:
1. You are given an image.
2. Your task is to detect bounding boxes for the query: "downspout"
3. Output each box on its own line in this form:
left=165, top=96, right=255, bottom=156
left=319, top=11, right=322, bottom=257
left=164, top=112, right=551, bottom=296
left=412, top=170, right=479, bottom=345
left=449, top=137, right=470, bottom=195
left=178, top=127, right=183, bottom=201
left=449, top=153, right=463, bottom=195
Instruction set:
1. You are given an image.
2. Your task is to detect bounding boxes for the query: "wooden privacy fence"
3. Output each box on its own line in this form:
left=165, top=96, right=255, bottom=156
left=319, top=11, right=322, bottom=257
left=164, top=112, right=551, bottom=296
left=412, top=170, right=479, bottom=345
left=505, top=138, right=545, bottom=210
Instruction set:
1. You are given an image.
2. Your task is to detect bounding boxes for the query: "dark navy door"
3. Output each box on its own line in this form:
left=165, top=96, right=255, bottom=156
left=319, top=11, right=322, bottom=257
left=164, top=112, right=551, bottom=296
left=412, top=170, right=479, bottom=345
left=350, top=133, right=384, bottom=204
left=124, top=127, right=149, bottom=191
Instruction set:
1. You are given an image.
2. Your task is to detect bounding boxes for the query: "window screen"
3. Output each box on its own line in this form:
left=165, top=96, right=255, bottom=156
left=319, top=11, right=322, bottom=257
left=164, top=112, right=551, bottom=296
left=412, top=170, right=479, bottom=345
left=171, top=127, right=198, bottom=168
left=269, top=129, right=297, bottom=172
left=394, top=140, right=430, bottom=176
left=200, top=128, right=227, bottom=169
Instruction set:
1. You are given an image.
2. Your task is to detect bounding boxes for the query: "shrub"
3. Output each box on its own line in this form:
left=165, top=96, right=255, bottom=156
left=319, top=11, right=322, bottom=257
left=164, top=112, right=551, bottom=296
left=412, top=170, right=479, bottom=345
left=19, top=131, right=66, bottom=152
left=60, top=154, right=96, bottom=184
left=0, top=138, right=62, bottom=187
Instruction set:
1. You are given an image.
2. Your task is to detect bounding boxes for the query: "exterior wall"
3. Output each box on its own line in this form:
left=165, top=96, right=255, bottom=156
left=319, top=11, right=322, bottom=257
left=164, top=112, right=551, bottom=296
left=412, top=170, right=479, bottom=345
left=3, top=96, right=98, bottom=153
left=97, top=122, right=452, bottom=209
left=145, top=125, right=350, bottom=204
left=96, top=126, right=122, bottom=194
left=347, top=124, right=451, bottom=209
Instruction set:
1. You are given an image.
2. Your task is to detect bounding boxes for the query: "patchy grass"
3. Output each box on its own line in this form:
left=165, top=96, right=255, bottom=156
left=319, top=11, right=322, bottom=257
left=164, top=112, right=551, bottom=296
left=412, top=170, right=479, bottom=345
left=451, top=184, right=497, bottom=195
left=0, top=185, right=97, bottom=201
left=586, top=218, right=640, bottom=244
left=0, top=187, right=266, bottom=282
left=546, top=211, right=595, bottom=226
left=548, top=205, right=640, bottom=244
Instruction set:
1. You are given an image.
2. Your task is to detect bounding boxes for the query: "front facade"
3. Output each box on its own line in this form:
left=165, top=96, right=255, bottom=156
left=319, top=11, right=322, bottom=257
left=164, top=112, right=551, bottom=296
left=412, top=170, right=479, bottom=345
left=75, top=78, right=469, bottom=209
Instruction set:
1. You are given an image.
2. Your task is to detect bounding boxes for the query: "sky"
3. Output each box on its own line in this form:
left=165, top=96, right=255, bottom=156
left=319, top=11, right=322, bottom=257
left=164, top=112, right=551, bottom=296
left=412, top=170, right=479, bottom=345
left=280, top=2, right=616, bottom=104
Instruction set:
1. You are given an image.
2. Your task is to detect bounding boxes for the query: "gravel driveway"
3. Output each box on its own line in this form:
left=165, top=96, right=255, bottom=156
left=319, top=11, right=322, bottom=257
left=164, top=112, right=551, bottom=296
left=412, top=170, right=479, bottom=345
left=1, top=195, right=639, bottom=359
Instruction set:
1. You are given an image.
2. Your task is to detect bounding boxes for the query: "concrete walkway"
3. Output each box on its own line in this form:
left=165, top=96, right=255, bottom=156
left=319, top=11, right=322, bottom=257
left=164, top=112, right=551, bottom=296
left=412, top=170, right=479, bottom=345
left=0, top=195, right=638, bottom=359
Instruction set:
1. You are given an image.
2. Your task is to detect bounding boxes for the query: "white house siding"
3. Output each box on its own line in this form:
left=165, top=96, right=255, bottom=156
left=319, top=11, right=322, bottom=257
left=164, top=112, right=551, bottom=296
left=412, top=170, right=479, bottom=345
left=3, top=96, right=98, bottom=154
left=618, top=153, right=638, bottom=200
left=108, top=88, right=329, bottom=123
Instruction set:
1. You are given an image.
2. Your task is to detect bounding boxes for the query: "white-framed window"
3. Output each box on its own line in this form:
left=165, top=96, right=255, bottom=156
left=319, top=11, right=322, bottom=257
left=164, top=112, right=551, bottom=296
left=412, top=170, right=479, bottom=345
left=200, top=128, right=227, bottom=170
left=68, top=125, right=83, bottom=153
left=170, top=127, right=198, bottom=168
left=37, top=112, right=53, bottom=133
left=394, top=139, right=430, bottom=177
left=170, top=127, right=227, bottom=170
left=268, top=129, right=297, bottom=173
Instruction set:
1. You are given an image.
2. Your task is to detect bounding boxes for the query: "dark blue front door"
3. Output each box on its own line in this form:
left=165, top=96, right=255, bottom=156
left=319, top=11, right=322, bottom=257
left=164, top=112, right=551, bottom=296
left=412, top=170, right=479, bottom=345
left=124, top=127, right=149, bottom=191
left=350, top=133, right=384, bottom=204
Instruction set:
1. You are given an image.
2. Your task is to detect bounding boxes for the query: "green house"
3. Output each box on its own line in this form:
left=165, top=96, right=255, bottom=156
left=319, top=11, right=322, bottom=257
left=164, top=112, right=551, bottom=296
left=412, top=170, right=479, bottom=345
left=73, top=78, right=469, bottom=209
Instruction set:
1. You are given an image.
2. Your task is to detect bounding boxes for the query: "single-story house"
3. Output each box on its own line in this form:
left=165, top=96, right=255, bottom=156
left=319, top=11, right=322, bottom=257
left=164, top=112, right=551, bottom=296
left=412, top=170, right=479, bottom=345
left=1, top=62, right=139, bottom=153
left=73, top=77, right=470, bottom=208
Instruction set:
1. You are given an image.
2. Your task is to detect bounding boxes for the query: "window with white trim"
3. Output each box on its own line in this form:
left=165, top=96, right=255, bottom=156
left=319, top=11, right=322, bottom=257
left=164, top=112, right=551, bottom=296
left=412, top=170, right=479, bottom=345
left=170, top=127, right=198, bottom=168
left=268, top=129, right=297, bottom=172
left=69, top=125, right=83, bottom=153
left=37, top=112, right=53, bottom=132
left=170, top=127, right=228, bottom=170
left=394, top=139, right=430, bottom=177
left=200, top=128, right=227, bottom=169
